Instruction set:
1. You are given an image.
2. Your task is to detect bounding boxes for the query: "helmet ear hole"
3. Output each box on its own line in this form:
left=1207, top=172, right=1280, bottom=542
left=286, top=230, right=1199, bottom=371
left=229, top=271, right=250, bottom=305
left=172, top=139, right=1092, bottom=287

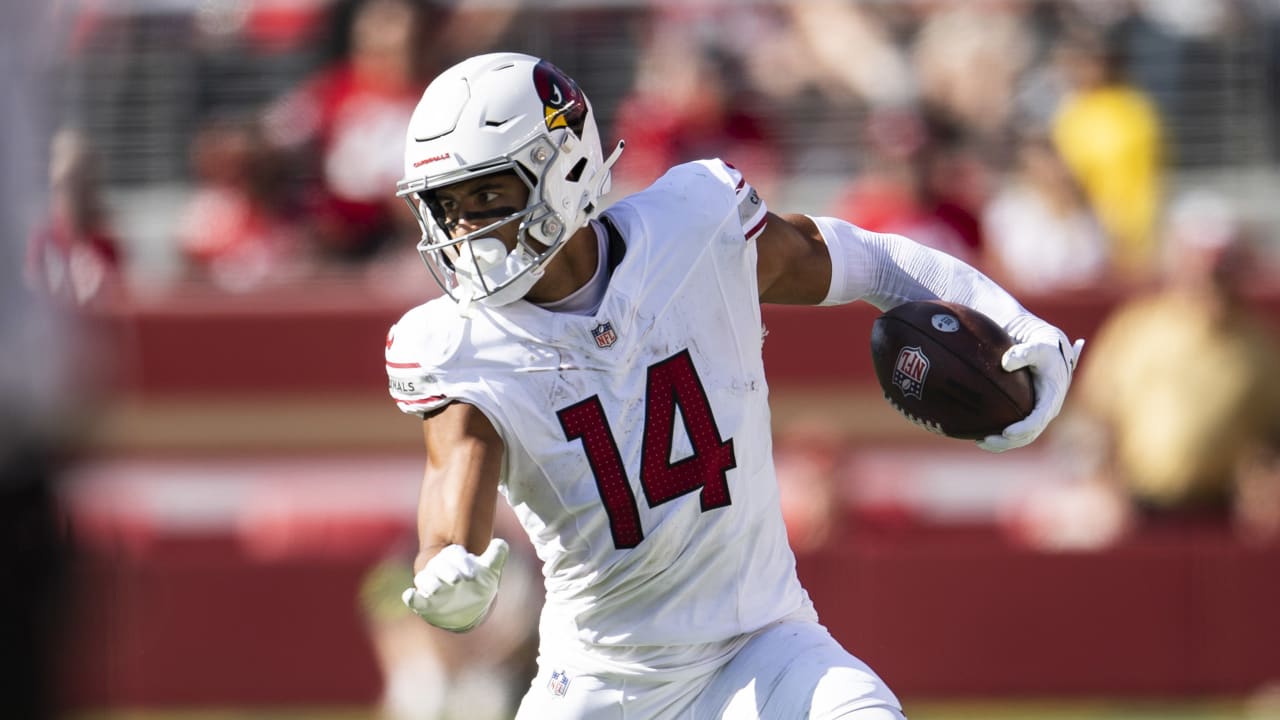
left=565, top=157, right=588, bottom=183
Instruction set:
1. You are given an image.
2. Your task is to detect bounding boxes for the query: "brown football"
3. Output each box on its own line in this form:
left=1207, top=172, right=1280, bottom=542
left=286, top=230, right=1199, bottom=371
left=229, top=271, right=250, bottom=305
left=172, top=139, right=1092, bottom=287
left=870, top=300, right=1035, bottom=440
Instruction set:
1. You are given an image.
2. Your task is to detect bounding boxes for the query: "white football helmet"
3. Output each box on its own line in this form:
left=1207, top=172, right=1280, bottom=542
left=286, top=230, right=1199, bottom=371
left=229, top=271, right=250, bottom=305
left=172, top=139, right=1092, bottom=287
left=397, top=52, right=624, bottom=307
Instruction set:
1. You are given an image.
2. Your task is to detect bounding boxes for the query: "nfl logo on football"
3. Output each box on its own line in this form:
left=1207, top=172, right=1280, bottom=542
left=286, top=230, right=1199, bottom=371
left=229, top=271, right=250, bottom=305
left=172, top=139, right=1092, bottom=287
left=548, top=669, right=571, bottom=697
left=892, top=346, right=930, bottom=399
left=591, top=321, right=617, bottom=349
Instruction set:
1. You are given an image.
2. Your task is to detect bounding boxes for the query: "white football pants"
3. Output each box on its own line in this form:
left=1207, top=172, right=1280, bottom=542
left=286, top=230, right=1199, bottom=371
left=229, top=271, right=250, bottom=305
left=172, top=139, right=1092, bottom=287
left=514, top=619, right=905, bottom=719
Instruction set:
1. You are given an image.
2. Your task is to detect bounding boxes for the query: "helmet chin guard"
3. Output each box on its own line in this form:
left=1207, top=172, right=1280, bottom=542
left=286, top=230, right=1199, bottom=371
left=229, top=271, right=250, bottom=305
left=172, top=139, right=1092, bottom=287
left=396, top=53, right=623, bottom=307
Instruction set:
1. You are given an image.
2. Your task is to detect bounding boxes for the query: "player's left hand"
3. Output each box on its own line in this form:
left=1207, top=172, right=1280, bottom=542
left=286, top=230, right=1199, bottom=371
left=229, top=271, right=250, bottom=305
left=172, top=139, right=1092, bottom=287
left=978, top=329, right=1084, bottom=453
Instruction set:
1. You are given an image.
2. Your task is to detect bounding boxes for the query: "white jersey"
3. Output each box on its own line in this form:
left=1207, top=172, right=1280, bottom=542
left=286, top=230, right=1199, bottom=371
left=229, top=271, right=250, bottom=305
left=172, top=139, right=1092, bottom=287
left=386, top=160, right=815, bottom=676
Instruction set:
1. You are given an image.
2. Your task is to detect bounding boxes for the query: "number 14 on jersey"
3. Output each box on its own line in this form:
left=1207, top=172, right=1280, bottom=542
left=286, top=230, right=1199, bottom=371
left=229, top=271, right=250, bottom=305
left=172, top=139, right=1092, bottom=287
left=557, top=350, right=737, bottom=549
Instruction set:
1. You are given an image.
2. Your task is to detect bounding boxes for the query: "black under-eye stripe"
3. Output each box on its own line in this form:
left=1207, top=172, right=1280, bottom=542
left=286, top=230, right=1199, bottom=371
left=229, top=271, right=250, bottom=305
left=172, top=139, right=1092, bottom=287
left=463, top=206, right=521, bottom=221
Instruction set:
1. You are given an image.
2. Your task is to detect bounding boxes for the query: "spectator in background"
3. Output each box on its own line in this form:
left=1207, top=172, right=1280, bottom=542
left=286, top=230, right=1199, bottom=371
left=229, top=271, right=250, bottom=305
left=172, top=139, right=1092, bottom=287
left=911, top=0, right=1037, bottom=146
left=746, top=1, right=916, bottom=176
left=263, top=0, right=426, bottom=262
left=829, top=108, right=984, bottom=263
left=25, top=128, right=124, bottom=305
left=982, top=128, right=1109, bottom=294
left=177, top=117, right=306, bottom=291
left=610, top=27, right=780, bottom=199
left=1069, top=191, right=1280, bottom=542
left=1051, top=29, right=1164, bottom=284
left=771, top=0, right=915, bottom=109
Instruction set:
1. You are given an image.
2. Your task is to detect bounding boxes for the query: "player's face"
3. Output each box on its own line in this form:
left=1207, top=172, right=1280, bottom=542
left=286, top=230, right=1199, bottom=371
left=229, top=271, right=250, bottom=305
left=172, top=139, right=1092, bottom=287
left=427, top=171, right=530, bottom=250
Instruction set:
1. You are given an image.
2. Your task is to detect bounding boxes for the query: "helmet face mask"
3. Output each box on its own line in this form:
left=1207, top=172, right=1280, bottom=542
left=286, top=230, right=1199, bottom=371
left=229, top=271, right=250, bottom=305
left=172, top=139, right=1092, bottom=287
left=396, top=53, right=623, bottom=307
left=404, top=147, right=562, bottom=307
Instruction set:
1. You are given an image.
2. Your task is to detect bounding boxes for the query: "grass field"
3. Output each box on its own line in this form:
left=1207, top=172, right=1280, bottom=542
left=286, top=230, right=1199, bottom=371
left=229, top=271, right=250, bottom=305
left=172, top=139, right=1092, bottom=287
left=71, top=697, right=1279, bottom=720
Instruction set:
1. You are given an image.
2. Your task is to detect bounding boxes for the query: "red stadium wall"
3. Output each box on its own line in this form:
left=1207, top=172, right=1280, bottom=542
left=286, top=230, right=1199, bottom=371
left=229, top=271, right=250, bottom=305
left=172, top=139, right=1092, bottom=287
left=800, top=525, right=1280, bottom=698
left=61, top=515, right=1280, bottom=707
left=85, top=283, right=1135, bottom=398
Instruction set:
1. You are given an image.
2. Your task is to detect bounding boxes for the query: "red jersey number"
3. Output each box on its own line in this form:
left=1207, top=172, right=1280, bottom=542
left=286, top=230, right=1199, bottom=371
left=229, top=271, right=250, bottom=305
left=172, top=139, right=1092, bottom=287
left=557, top=350, right=736, bottom=549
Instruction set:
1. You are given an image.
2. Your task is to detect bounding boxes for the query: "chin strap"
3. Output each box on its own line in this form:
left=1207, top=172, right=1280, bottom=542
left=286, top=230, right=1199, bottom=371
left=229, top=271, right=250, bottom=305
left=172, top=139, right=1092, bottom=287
left=456, top=291, right=474, bottom=317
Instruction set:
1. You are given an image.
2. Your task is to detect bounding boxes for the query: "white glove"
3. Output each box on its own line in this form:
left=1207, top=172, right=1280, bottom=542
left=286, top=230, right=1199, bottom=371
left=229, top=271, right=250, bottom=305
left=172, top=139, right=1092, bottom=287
left=978, top=321, right=1085, bottom=453
left=401, top=538, right=509, bottom=632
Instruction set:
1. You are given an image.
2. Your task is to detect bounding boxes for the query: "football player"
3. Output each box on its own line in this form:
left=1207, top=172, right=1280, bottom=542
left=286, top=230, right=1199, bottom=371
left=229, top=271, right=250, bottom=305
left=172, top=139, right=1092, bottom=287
left=387, top=53, right=1082, bottom=719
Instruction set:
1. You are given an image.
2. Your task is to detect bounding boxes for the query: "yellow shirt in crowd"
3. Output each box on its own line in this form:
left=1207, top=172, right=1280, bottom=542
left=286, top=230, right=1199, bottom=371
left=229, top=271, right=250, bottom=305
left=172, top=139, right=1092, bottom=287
left=1078, top=291, right=1280, bottom=508
left=1053, top=86, right=1163, bottom=280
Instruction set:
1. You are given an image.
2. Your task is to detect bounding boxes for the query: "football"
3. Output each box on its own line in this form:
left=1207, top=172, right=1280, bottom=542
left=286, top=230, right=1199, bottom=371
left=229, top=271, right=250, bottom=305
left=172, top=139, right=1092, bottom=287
left=870, top=300, right=1034, bottom=440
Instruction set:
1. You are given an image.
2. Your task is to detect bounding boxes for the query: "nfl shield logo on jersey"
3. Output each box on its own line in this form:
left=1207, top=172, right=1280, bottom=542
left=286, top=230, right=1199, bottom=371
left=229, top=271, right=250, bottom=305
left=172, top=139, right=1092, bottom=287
left=548, top=669, right=571, bottom=697
left=892, top=346, right=930, bottom=399
left=591, top=322, right=617, bottom=349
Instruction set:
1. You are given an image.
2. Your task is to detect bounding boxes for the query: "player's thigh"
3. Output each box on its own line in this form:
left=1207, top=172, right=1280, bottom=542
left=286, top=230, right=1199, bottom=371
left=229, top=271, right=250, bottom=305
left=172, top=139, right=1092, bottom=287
left=699, top=621, right=904, bottom=720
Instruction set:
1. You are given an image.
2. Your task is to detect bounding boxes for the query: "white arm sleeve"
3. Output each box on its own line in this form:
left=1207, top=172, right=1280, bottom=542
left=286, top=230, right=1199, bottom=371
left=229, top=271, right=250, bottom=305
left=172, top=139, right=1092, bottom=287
left=814, top=215, right=1048, bottom=340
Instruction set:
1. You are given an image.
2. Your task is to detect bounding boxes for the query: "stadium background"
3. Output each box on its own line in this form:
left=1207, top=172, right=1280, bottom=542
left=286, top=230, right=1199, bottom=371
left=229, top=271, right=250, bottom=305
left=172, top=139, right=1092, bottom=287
left=21, top=0, right=1280, bottom=718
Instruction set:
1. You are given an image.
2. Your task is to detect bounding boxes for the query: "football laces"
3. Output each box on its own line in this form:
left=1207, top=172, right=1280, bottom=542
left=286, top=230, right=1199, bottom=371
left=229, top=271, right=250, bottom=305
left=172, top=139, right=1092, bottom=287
left=885, top=395, right=947, bottom=437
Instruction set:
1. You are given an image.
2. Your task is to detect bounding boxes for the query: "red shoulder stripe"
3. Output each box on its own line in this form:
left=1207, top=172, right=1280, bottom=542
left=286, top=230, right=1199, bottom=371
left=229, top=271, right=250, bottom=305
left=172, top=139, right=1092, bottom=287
left=397, top=395, right=447, bottom=406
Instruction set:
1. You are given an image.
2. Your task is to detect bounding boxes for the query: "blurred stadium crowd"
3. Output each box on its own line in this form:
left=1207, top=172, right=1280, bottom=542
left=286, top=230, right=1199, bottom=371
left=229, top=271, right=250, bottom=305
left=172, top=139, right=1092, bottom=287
left=33, top=0, right=1280, bottom=302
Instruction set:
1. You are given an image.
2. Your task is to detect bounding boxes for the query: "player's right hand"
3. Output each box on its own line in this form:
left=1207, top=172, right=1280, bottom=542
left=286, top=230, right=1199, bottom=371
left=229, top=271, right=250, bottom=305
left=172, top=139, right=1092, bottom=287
left=978, top=331, right=1084, bottom=453
left=402, top=538, right=509, bottom=632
